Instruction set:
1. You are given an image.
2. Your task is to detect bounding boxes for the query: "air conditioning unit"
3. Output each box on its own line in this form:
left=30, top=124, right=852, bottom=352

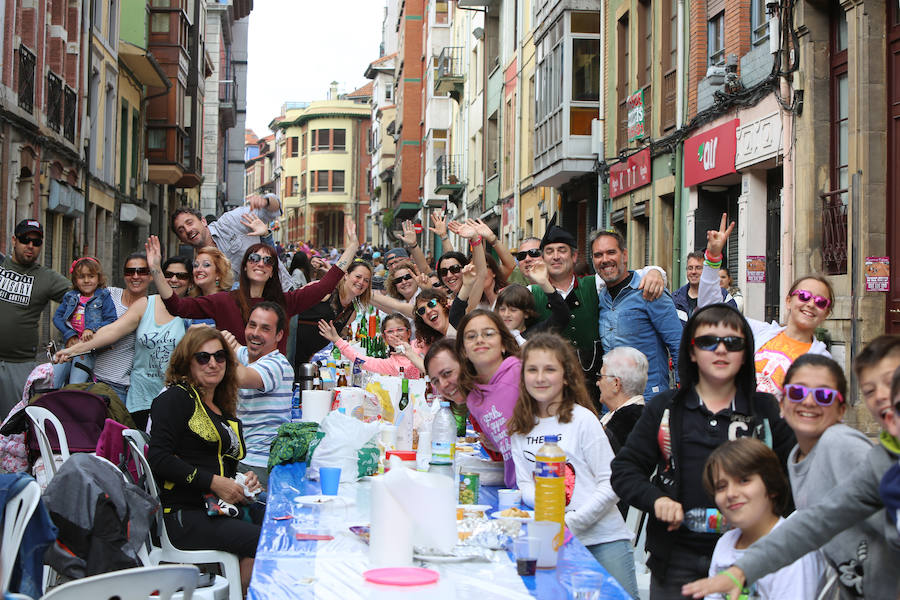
left=705, top=65, right=726, bottom=86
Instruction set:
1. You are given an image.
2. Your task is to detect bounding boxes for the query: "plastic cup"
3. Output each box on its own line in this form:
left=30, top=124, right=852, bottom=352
left=379, top=425, right=397, bottom=449
left=528, top=520, right=561, bottom=568
left=498, top=488, right=523, bottom=510
left=319, top=466, right=341, bottom=496
left=514, top=536, right=539, bottom=576
left=302, top=390, right=332, bottom=424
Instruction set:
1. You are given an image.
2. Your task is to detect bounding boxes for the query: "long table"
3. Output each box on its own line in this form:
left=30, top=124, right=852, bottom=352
left=247, top=463, right=630, bottom=599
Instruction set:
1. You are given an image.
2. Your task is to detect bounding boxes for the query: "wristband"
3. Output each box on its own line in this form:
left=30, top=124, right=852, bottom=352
left=470, top=235, right=483, bottom=248
left=440, top=235, right=449, bottom=241
left=720, top=570, right=742, bottom=590
left=408, top=241, right=418, bottom=249
left=705, top=249, right=723, bottom=263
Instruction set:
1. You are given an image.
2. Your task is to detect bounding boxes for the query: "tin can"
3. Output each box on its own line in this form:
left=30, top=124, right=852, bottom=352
left=458, top=471, right=480, bottom=504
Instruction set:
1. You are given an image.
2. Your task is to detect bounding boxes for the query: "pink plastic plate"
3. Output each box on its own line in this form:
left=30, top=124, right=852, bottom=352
left=363, top=567, right=440, bottom=587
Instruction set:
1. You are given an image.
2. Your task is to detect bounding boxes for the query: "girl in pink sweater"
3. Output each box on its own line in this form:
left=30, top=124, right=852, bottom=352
left=317, top=313, right=422, bottom=379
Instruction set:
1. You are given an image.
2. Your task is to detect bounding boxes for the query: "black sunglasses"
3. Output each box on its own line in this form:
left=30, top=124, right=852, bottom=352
left=515, top=248, right=542, bottom=261
left=124, top=267, right=151, bottom=276
left=692, top=335, right=746, bottom=352
left=194, top=349, right=228, bottom=365
left=164, top=271, right=191, bottom=281
left=394, top=273, right=414, bottom=283
left=416, top=298, right=440, bottom=316
left=247, top=253, right=275, bottom=266
left=438, top=264, right=463, bottom=278
left=17, top=236, right=43, bottom=247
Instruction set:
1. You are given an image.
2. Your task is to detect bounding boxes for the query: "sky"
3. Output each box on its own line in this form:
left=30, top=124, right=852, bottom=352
left=244, top=1, right=386, bottom=138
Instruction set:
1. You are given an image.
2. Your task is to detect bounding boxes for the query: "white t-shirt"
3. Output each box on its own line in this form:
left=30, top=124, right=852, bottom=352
left=509, top=404, right=632, bottom=546
left=236, top=346, right=294, bottom=467
left=706, top=518, right=824, bottom=600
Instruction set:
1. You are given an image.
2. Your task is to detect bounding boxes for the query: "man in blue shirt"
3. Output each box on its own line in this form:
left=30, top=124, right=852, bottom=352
left=593, top=230, right=682, bottom=397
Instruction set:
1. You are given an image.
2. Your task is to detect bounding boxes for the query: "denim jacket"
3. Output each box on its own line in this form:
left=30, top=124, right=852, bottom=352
left=52, top=287, right=117, bottom=343
left=598, top=271, right=683, bottom=395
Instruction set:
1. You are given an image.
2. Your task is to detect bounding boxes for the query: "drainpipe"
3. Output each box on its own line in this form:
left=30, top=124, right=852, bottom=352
left=82, top=0, right=96, bottom=250
left=513, top=5, right=522, bottom=247
left=778, top=5, right=794, bottom=300
left=673, top=0, right=686, bottom=286
left=596, top=0, right=606, bottom=233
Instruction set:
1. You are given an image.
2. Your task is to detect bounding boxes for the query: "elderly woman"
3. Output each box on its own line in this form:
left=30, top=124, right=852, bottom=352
left=597, top=346, right=648, bottom=450
left=147, top=327, right=261, bottom=595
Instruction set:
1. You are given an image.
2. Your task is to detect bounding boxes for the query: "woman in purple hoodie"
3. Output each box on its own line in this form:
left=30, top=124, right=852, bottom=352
left=456, top=309, right=522, bottom=488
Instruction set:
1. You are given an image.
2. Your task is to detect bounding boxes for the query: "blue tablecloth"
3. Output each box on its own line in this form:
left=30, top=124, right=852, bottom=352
left=248, top=463, right=630, bottom=599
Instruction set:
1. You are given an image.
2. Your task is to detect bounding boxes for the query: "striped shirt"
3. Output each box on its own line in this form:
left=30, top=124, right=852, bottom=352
left=93, top=287, right=135, bottom=388
left=236, top=346, right=293, bottom=467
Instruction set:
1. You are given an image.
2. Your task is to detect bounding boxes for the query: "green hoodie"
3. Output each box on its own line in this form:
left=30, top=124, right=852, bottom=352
left=0, top=256, right=70, bottom=361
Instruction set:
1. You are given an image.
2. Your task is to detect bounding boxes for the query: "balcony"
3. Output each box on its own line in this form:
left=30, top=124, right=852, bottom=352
left=219, top=78, right=236, bottom=129
left=63, top=87, right=77, bottom=143
left=435, top=46, right=465, bottom=101
left=434, top=154, right=465, bottom=196
left=18, top=45, right=35, bottom=114
left=46, top=73, right=62, bottom=133
left=821, top=189, right=848, bottom=275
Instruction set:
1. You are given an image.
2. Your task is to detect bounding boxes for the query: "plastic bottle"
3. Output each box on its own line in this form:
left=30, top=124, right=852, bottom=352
left=331, top=344, right=342, bottom=363
left=534, top=434, right=566, bottom=547
left=682, top=508, right=731, bottom=533
left=430, top=401, right=457, bottom=465
left=290, top=383, right=301, bottom=422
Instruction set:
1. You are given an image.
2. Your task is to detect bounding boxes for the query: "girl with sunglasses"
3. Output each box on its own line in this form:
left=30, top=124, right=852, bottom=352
left=317, top=313, right=421, bottom=378
left=147, top=219, right=359, bottom=357
left=412, top=288, right=456, bottom=354
left=701, top=214, right=833, bottom=396
left=147, top=327, right=262, bottom=595
left=610, top=304, right=795, bottom=599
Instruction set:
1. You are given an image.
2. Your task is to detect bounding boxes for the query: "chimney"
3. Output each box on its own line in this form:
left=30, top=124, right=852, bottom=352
left=328, top=81, right=339, bottom=100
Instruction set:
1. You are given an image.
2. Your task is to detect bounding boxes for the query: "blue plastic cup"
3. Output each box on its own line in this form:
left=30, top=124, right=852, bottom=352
left=319, top=467, right=341, bottom=496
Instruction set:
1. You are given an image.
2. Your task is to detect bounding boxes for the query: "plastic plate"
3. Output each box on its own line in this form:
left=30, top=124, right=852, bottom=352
left=363, top=567, right=439, bottom=586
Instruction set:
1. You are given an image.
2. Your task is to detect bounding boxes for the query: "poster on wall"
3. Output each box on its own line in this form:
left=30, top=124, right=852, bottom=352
left=865, top=257, right=890, bottom=292
left=746, top=256, right=766, bottom=283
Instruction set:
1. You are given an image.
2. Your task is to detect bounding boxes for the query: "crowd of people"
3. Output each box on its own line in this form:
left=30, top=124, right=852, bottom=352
left=0, top=196, right=898, bottom=599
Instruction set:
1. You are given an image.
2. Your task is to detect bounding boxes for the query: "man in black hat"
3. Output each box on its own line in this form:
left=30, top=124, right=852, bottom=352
left=0, top=219, right=70, bottom=414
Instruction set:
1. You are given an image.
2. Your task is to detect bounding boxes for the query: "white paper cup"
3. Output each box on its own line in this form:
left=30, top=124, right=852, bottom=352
left=335, top=386, right=365, bottom=419
left=497, top=488, right=523, bottom=510
left=528, top=520, right=562, bottom=568
left=301, top=390, right=332, bottom=424
left=380, top=425, right=397, bottom=449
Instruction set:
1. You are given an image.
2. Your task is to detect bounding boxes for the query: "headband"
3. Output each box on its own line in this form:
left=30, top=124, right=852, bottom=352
left=69, top=256, right=100, bottom=274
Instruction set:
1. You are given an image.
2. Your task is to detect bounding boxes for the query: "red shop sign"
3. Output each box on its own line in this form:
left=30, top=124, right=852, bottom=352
left=609, top=148, right=651, bottom=198
left=683, top=119, right=739, bottom=187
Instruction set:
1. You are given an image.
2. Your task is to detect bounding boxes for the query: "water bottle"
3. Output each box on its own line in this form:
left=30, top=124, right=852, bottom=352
left=682, top=508, right=731, bottom=533
left=290, top=383, right=301, bottom=422
left=534, top=435, right=566, bottom=547
left=430, top=401, right=457, bottom=465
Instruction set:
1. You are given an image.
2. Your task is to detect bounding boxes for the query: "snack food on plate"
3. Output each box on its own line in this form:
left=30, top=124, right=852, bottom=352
left=499, top=506, right=530, bottom=518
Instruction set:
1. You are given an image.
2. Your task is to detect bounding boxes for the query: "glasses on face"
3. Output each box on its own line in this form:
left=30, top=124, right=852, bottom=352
left=394, top=273, right=414, bottom=283
left=784, top=383, right=844, bottom=407
left=193, top=349, right=228, bottom=365
left=791, top=289, right=831, bottom=310
left=17, top=236, right=43, bottom=247
left=438, top=264, right=463, bottom=278
left=164, top=271, right=190, bottom=281
left=124, top=267, right=151, bottom=276
left=691, top=335, right=746, bottom=352
left=416, top=297, right=440, bottom=316
left=515, top=248, right=542, bottom=261
left=463, top=328, right=499, bottom=342
left=247, top=253, right=275, bottom=266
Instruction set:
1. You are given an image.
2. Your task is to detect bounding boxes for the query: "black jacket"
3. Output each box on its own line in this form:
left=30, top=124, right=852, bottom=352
left=147, top=384, right=246, bottom=512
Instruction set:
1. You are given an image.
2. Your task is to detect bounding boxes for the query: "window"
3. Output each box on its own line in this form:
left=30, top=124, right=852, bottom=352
left=312, top=129, right=346, bottom=151
left=637, top=0, right=651, bottom=88
left=661, top=0, right=677, bottom=130
left=385, top=84, right=392, bottom=101
left=315, top=170, right=329, bottom=191
left=311, top=170, right=345, bottom=192
left=751, top=0, right=770, bottom=45
left=148, top=128, right=165, bottom=150
left=616, top=13, right=629, bottom=149
left=300, top=172, right=306, bottom=197
left=572, top=39, right=600, bottom=102
left=435, top=0, right=448, bottom=24
left=290, top=136, right=298, bottom=157
left=301, top=132, right=307, bottom=155
left=292, top=177, right=299, bottom=195
left=332, top=171, right=345, bottom=192
left=824, top=7, right=849, bottom=275
left=332, top=129, right=346, bottom=151
left=151, top=13, right=169, bottom=33
left=708, top=12, right=725, bottom=66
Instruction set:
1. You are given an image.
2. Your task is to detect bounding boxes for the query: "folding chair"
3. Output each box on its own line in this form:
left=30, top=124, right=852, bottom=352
left=40, top=564, right=200, bottom=600
left=0, top=478, right=40, bottom=596
left=24, top=406, right=70, bottom=484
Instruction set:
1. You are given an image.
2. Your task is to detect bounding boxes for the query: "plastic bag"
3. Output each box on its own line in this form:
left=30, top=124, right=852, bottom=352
left=308, top=411, right=382, bottom=482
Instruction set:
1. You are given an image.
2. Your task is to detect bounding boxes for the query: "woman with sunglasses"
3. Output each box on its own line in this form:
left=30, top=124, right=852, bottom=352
left=412, top=288, right=456, bottom=353
left=701, top=214, right=833, bottom=396
left=162, top=256, right=194, bottom=298
left=610, top=304, right=794, bottom=598
left=147, top=327, right=262, bottom=595
left=55, top=252, right=187, bottom=429
left=146, top=219, right=359, bottom=355
left=385, top=259, right=420, bottom=302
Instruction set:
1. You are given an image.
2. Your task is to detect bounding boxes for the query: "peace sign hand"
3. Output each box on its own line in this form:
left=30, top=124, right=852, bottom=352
left=706, top=213, right=735, bottom=259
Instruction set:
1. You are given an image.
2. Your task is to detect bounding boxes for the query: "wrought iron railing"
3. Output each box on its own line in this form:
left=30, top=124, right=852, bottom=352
left=18, top=45, right=36, bottom=113
left=435, top=154, right=464, bottom=189
left=219, top=78, right=236, bottom=103
left=63, top=87, right=77, bottom=142
left=46, top=72, right=62, bottom=132
left=821, top=189, right=848, bottom=275
left=436, top=46, right=464, bottom=80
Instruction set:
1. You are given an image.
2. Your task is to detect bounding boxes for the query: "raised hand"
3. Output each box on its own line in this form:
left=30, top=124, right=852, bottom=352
left=240, top=212, right=269, bottom=237
left=460, top=263, right=478, bottom=287
left=706, top=212, right=735, bottom=259
left=429, top=212, right=448, bottom=237
left=145, top=235, right=163, bottom=270
left=220, top=329, right=241, bottom=354
left=415, top=272, right=432, bottom=290
left=448, top=220, right=477, bottom=239
left=526, top=260, right=550, bottom=287
left=470, top=219, right=496, bottom=243
left=344, top=218, right=359, bottom=248
left=317, top=319, right=340, bottom=343
left=399, top=220, right=418, bottom=246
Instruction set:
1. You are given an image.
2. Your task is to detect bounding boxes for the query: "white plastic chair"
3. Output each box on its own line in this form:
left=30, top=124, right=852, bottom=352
left=0, top=478, right=41, bottom=595
left=625, top=507, right=651, bottom=600
left=40, top=564, right=200, bottom=600
left=24, top=406, right=70, bottom=483
left=124, top=434, right=243, bottom=600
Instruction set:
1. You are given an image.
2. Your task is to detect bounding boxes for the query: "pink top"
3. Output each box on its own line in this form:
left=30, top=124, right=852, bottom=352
left=69, top=295, right=90, bottom=337
left=464, top=355, right=521, bottom=488
left=335, top=339, right=422, bottom=379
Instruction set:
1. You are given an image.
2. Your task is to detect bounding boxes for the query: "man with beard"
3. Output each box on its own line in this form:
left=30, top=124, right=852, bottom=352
left=527, top=223, right=666, bottom=406
left=0, top=220, right=70, bottom=414
left=170, top=193, right=297, bottom=292
left=593, top=230, right=682, bottom=396
left=221, top=302, right=294, bottom=486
